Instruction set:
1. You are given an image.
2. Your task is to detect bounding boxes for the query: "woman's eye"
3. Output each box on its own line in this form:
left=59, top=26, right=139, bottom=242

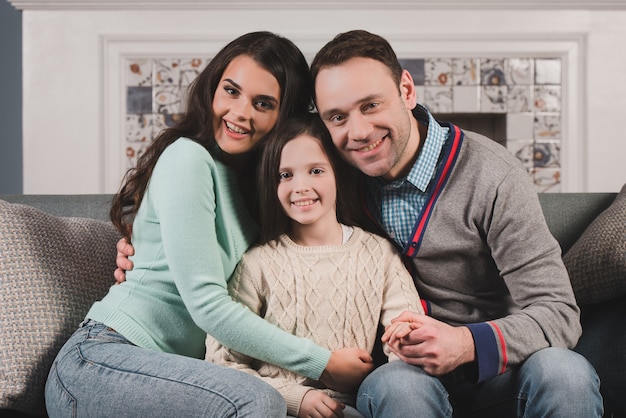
left=224, top=86, right=238, bottom=95
left=256, top=100, right=275, bottom=111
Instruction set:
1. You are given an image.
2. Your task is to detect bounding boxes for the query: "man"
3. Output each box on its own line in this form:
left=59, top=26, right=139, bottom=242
left=309, top=30, right=602, bottom=417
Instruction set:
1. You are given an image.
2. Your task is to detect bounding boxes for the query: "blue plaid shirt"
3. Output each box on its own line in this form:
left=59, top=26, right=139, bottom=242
left=365, top=105, right=449, bottom=250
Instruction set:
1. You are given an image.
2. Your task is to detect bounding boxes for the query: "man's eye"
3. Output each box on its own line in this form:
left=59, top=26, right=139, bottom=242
left=330, top=115, right=345, bottom=123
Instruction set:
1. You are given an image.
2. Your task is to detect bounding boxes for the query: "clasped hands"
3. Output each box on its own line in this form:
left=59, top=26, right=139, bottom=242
left=382, top=310, right=476, bottom=376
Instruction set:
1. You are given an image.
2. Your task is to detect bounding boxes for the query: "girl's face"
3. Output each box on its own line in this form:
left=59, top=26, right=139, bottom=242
left=277, top=135, right=339, bottom=231
left=212, top=55, right=281, bottom=155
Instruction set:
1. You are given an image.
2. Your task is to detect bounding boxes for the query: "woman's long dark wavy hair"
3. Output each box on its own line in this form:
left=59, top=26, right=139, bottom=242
left=110, top=32, right=313, bottom=240
left=257, top=113, right=359, bottom=244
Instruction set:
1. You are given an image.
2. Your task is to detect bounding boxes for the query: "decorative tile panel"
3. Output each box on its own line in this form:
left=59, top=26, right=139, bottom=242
left=452, top=58, right=480, bottom=85
left=452, top=86, right=481, bottom=113
left=124, top=55, right=563, bottom=192
left=124, top=57, right=209, bottom=169
left=424, top=58, right=453, bottom=86
left=481, top=58, right=507, bottom=86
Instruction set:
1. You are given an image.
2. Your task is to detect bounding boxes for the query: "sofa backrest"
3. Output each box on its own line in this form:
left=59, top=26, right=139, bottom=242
left=0, top=192, right=617, bottom=255
left=0, top=194, right=113, bottom=223
left=539, top=192, right=617, bottom=254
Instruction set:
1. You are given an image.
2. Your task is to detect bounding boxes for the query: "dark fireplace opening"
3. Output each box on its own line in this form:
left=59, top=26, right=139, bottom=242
left=434, top=113, right=507, bottom=146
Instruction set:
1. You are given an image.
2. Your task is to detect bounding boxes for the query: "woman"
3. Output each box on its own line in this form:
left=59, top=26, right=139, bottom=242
left=45, top=32, right=372, bottom=418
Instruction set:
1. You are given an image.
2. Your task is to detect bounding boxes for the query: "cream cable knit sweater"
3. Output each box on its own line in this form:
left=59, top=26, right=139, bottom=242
left=205, top=226, right=423, bottom=416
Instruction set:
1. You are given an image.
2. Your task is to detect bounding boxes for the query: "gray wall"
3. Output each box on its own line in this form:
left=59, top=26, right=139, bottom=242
left=0, top=0, right=22, bottom=194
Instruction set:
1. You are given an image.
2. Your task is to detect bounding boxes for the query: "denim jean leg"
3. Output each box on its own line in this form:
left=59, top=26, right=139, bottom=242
left=45, top=321, right=286, bottom=418
left=516, top=347, right=603, bottom=418
left=356, top=361, right=452, bottom=418
left=467, top=347, right=603, bottom=418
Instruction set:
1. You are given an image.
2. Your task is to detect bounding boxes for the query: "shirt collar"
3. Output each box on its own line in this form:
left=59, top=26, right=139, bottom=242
left=367, top=104, right=449, bottom=192
left=402, top=105, right=449, bottom=192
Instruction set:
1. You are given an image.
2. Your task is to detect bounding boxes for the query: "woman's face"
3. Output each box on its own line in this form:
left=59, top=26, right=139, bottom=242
left=212, top=55, right=281, bottom=155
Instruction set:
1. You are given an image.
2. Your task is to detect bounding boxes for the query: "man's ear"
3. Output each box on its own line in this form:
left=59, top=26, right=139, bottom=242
left=399, top=69, right=418, bottom=110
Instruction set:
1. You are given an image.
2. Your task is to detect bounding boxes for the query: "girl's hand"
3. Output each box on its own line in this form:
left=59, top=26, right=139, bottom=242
left=299, top=390, right=344, bottom=418
left=383, top=311, right=475, bottom=376
left=114, top=237, right=135, bottom=284
left=382, top=321, right=417, bottom=347
left=319, top=347, right=374, bottom=392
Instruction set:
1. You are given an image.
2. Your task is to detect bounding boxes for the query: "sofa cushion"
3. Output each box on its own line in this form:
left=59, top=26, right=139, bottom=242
left=563, top=184, right=626, bottom=306
left=0, top=200, right=120, bottom=416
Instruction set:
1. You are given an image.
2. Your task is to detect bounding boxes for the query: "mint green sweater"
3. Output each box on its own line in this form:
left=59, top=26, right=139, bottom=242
left=87, top=138, right=330, bottom=379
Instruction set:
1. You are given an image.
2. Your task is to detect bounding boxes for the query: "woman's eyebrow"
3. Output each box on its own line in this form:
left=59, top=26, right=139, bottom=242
left=256, top=94, right=279, bottom=105
left=223, top=78, right=278, bottom=104
left=223, top=78, right=241, bottom=89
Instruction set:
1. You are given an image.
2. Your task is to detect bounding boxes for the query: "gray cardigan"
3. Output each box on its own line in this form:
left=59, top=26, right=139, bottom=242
left=367, top=118, right=580, bottom=383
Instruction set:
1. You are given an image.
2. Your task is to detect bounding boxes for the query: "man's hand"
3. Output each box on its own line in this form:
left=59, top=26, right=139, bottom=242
left=382, top=311, right=475, bottom=376
left=113, top=238, right=134, bottom=284
left=319, top=347, right=374, bottom=392
left=299, top=390, right=345, bottom=418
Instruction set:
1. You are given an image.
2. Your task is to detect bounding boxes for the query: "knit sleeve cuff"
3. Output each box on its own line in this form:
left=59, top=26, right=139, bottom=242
left=466, top=322, right=506, bottom=382
left=300, top=345, right=332, bottom=380
left=284, top=386, right=315, bottom=417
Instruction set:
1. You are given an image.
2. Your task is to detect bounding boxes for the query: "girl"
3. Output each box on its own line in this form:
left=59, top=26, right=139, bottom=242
left=45, top=32, right=371, bottom=418
left=205, top=113, right=424, bottom=418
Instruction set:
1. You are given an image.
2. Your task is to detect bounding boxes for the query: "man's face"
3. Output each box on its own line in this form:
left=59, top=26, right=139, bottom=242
left=314, top=57, right=419, bottom=180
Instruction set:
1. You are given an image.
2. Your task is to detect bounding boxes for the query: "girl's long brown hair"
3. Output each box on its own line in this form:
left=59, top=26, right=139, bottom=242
left=110, top=32, right=313, bottom=241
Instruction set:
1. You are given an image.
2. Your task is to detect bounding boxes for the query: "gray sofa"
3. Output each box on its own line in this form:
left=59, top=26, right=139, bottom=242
left=1, top=190, right=624, bottom=417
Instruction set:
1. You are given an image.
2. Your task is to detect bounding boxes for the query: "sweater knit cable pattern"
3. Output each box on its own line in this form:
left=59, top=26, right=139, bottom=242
left=206, top=226, right=423, bottom=415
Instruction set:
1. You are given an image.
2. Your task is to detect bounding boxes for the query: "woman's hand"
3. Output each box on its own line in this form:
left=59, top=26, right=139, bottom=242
left=299, top=390, right=345, bottom=418
left=113, top=238, right=135, bottom=284
left=319, top=347, right=374, bottom=392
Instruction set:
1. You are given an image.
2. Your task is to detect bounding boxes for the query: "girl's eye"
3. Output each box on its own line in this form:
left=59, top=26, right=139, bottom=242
left=310, top=168, right=324, bottom=175
left=279, top=172, right=292, bottom=181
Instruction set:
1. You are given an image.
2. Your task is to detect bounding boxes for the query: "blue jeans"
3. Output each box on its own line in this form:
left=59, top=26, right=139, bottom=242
left=45, top=320, right=286, bottom=417
left=356, top=348, right=603, bottom=418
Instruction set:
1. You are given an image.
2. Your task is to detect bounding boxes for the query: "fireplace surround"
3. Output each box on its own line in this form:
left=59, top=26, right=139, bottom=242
left=8, top=0, right=626, bottom=193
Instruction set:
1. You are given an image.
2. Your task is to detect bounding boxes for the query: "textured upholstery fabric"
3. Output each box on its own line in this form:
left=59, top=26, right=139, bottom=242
left=0, top=200, right=119, bottom=416
left=574, top=298, right=626, bottom=417
left=563, top=184, right=626, bottom=306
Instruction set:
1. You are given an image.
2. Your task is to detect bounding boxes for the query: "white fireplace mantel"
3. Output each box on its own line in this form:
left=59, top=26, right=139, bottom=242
left=13, top=3, right=626, bottom=194
left=8, top=0, right=626, bottom=10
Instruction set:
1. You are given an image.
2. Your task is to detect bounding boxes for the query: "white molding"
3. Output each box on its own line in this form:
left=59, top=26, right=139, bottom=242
left=8, top=0, right=626, bottom=10
left=561, top=33, right=587, bottom=192
left=102, top=32, right=585, bottom=193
